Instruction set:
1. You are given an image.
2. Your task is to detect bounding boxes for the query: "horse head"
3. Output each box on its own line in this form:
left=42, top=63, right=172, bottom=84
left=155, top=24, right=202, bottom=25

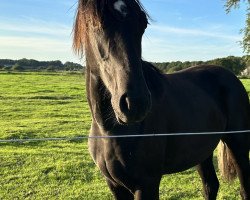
left=74, top=0, right=151, bottom=124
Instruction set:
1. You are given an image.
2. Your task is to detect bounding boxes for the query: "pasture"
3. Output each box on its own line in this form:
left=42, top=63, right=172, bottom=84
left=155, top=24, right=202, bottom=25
left=0, top=72, right=249, bottom=199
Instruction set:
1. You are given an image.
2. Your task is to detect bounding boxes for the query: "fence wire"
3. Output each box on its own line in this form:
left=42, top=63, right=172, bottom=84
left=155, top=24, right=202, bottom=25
left=0, top=129, right=250, bottom=143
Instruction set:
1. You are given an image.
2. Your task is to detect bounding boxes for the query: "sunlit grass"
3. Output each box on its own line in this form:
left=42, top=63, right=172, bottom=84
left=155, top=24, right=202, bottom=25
left=0, top=72, right=249, bottom=199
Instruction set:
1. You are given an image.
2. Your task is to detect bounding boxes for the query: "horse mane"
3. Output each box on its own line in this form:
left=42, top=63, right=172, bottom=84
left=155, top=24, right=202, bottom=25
left=143, top=61, right=162, bottom=74
left=73, top=0, right=150, bottom=56
left=142, top=61, right=164, bottom=96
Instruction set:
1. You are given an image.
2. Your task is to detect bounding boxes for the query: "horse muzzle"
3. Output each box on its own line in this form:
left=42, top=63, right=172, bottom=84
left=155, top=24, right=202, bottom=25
left=115, top=92, right=152, bottom=124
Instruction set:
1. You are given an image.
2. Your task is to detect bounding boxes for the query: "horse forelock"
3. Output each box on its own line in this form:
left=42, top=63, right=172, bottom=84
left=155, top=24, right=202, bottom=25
left=73, top=0, right=149, bottom=56
left=73, top=0, right=100, bottom=55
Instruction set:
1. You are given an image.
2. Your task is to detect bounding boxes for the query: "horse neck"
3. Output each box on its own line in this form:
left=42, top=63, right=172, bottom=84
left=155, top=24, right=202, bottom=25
left=141, top=61, right=164, bottom=98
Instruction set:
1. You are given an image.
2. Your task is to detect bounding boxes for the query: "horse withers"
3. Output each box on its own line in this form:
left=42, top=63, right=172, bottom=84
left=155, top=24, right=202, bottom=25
left=73, top=0, right=250, bottom=199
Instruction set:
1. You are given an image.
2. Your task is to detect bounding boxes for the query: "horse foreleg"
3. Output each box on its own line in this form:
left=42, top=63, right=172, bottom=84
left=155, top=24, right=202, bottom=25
left=134, top=178, right=161, bottom=200
left=106, top=179, right=134, bottom=200
left=196, top=155, right=219, bottom=200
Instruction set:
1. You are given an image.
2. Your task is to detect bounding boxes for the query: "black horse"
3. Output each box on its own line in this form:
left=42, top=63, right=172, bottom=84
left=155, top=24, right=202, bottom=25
left=73, top=0, right=250, bottom=199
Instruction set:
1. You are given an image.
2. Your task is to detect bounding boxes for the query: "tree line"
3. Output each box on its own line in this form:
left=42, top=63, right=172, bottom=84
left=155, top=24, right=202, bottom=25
left=0, top=56, right=249, bottom=76
left=0, top=58, right=84, bottom=72
left=152, top=55, right=249, bottom=76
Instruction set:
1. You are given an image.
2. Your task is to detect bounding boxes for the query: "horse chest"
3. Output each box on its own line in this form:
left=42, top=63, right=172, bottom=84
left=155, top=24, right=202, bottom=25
left=89, top=137, right=165, bottom=188
left=89, top=138, right=139, bottom=188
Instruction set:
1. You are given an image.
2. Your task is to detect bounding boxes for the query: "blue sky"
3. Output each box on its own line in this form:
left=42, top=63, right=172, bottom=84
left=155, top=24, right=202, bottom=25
left=0, top=0, right=247, bottom=63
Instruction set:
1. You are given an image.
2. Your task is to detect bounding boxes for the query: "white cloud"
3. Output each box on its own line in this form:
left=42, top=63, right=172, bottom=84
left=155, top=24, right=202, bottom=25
left=0, top=36, right=69, bottom=50
left=0, top=35, right=80, bottom=63
left=142, top=24, right=243, bottom=62
left=0, top=17, right=72, bottom=37
left=0, top=16, right=82, bottom=63
left=0, top=14, right=244, bottom=63
left=149, top=24, right=242, bottom=41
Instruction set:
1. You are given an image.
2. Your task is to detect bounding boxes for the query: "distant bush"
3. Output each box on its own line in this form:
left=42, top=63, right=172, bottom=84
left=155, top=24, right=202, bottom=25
left=0, top=58, right=84, bottom=72
left=3, top=66, right=11, bottom=71
left=46, top=65, right=57, bottom=71
left=12, top=64, right=25, bottom=71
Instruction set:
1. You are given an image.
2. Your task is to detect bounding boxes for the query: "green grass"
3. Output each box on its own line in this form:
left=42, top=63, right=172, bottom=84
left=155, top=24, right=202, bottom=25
left=0, top=72, right=249, bottom=199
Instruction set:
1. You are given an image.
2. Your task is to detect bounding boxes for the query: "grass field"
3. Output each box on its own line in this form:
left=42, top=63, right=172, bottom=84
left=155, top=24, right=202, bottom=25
left=0, top=72, right=249, bottom=199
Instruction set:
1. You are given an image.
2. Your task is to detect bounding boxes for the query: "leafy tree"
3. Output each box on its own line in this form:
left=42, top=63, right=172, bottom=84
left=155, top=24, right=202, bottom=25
left=225, top=0, right=250, bottom=55
left=208, top=56, right=246, bottom=75
left=64, top=62, right=83, bottom=71
left=47, top=60, right=63, bottom=68
left=191, top=61, right=204, bottom=66
left=243, top=55, right=250, bottom=67
left=0, top=59, right=15, bottom=66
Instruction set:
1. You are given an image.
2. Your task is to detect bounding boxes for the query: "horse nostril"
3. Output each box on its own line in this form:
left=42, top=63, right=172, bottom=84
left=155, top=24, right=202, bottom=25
left=119, top=94, right=131, bottom=114
left=118, top=92, right=151, bottom=123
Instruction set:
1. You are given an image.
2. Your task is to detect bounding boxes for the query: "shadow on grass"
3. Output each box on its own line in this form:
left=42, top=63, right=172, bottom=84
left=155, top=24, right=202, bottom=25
left=0, top=136, right=87, bottom=147
left=164, top=190, right=201, bottom=200
left=28, top=90, right=55, bottom=94
left=29, top=96, right=73, bottom=100
left=6, top=132, right=37, bottom=140
left=0, top=141, right=48, bottom=147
